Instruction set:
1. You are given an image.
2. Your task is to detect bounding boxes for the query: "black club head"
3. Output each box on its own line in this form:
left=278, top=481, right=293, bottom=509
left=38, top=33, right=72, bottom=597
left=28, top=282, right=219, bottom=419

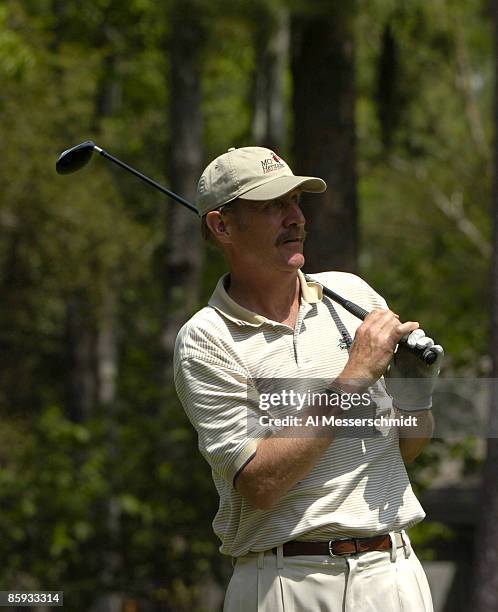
left=56, top=140, right=96, bottom=175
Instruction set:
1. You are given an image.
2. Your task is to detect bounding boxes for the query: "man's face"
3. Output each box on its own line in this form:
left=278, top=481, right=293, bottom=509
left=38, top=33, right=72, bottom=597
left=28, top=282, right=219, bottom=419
left=223, top=188, right=307, bottom=273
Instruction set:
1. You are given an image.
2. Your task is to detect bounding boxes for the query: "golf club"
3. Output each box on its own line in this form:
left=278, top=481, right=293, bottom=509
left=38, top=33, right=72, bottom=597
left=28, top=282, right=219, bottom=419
left=55, top=141, right=438, bottom=365
left=56, top=140, right=197, bottom=213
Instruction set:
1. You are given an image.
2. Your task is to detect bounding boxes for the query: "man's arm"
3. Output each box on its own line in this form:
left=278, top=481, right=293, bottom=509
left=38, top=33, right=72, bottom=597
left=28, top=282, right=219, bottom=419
left=396, top=407, right=434, bottom=464
left=235, top=309, right=419, bottom=509
left=235, top=418, right=337, bottom=510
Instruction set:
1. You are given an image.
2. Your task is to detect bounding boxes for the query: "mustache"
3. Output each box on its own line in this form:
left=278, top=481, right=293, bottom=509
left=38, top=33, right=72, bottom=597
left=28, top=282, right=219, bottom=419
left=277, top=229, right=307, bottom=245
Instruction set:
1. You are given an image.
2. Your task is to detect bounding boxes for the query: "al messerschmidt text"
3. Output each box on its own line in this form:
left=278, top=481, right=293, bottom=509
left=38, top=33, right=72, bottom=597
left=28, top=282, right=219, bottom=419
left=259, top=414, right=419, bottom=428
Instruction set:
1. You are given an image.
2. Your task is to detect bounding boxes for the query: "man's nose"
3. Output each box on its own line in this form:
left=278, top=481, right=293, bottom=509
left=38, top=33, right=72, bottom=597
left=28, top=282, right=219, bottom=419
left=284, top=201, right=306, bottom=227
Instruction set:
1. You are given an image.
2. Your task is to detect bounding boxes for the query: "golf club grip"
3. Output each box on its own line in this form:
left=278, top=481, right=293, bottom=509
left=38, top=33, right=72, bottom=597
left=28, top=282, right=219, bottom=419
left=306, top=276, right=438, bottom=365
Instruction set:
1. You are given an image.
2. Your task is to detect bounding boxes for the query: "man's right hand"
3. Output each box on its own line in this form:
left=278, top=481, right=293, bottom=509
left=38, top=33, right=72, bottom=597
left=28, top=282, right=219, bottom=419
left=336, top=309, right=420, bottom=390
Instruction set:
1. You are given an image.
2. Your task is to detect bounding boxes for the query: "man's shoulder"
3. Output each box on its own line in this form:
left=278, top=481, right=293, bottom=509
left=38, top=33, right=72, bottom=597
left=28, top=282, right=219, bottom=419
left=175, top=305, right=226, bottom=345
left=309, top=271, right=369, bottom=291
left=308, top=271, right=388, bottom=309
left=174, top=306, right=231, bottom=362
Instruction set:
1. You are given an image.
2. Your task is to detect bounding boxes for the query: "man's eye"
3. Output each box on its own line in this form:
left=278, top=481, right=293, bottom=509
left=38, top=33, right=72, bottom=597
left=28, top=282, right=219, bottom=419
left=271, top=200, right=286, bottom=210
left=261, top=197, right=300, bottom=211
left=260, top=200, right=280, bottom=211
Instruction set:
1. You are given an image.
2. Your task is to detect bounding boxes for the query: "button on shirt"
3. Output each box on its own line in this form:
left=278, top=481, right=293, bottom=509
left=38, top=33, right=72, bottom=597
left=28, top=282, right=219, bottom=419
left=174, top=270, right=425, bottom=557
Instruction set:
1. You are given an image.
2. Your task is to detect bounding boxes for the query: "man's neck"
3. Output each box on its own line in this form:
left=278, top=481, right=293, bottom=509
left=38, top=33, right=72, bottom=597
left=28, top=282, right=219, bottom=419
left=227, top=269, right=301, bottom=326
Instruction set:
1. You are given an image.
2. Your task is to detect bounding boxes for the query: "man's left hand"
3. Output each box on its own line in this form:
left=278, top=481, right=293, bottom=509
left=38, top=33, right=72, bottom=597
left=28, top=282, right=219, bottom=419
left=385, top=329, right=444, bottom=412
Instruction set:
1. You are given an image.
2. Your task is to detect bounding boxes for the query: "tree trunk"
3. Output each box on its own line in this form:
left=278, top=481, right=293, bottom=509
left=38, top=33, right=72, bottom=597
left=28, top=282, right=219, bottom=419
left=470, top=1, right=498, bottom=609
left=252, top=5, right=289, bottom=151
left=50, top=0, right=65, bottom=57
left=291, top=4, right=357, bottom=274
left=375, top=23, right=400, bottom=152
left=48, top=0, right=101, bottom=423
left=161, top=1, right=204, bottom=378
left=96, top=287, right=118, bottom=406
left=89, top=20, right=123, bottom=612
left=63, top=16, right=122, bottom=422
left=65, top=294, right=96, bottom=422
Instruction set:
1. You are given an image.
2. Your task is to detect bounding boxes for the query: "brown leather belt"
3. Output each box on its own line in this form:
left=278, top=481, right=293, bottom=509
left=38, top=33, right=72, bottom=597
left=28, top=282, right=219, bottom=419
left=278, top=534, right=393, bottom=557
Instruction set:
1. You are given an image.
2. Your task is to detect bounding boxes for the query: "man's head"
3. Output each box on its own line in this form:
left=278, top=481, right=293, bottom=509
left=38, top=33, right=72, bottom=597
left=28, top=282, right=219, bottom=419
left=197, top=147, right=326, bottom=273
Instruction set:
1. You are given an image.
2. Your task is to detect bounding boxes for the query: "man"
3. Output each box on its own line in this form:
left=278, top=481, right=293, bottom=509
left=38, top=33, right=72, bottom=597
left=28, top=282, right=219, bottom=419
left=174, top=146, right=443, bottom=612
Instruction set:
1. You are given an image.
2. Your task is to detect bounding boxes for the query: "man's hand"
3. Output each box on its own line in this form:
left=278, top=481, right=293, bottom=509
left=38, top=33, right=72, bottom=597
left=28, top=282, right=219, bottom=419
left=385, top=329, right=444, bottom=411
left=336, top=309, right=419, bottom=390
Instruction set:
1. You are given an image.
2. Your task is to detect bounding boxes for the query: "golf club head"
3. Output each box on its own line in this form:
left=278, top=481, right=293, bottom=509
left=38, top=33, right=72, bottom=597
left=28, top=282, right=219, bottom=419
left=56, top=140, right=96, bottom=174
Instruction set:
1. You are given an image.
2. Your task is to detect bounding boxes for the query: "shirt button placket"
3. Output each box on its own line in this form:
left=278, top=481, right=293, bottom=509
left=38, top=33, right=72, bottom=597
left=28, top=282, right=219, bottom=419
left=293, top=307, right=307, bottom=368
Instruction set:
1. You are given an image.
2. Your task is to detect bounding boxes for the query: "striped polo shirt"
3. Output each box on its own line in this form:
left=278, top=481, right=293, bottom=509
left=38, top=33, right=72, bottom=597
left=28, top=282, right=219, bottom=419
left=174, top=270, right=425, bottom=557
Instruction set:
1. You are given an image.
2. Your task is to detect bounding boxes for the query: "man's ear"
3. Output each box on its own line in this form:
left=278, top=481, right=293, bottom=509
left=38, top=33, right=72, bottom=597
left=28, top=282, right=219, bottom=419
left=206, top=210, right=231, bottom=244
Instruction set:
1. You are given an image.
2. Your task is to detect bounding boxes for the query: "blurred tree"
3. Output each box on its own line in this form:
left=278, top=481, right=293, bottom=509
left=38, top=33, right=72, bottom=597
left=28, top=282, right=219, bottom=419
left=250, top=2, right=289, bottom=150
left=64, top=0, right=125, bottom=421
left=357, top=0, right=492, bottom=372
left=292, top=2, right=358, bottom=273
left=470, top=0, right=498, bottom=607
left=160, top=0, right=204, bottom=380
left=64, top=293, right=98, bottom=422
left=375, top=22, right=402, bottom=152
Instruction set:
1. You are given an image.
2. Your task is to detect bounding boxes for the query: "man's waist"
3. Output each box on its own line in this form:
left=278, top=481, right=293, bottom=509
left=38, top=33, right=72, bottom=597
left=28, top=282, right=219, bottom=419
left=274, top=532, right=406, bottom=557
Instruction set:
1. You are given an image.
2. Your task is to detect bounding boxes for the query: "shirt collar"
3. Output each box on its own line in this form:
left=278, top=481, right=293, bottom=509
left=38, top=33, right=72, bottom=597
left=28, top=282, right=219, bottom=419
left=208, top=269, right=323, bottom=327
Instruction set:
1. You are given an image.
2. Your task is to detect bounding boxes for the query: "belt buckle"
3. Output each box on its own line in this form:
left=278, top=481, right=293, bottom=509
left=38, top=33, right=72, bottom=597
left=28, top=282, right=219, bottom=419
left=328, top=537, right=354, bottom=558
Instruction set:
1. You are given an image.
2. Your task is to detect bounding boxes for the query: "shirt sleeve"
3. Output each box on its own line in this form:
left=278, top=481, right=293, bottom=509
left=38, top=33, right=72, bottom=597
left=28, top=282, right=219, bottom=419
left=175, top=357, right=270, bottom=484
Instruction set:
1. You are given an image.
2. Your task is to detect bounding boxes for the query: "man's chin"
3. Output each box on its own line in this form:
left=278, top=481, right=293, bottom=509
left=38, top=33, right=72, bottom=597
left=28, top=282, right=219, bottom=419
left=286, top=253, right=305, bottom=269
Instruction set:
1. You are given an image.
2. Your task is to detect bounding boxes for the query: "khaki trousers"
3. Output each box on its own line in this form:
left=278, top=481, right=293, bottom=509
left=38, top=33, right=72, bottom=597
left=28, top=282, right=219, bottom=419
left=224, top=532, right=434, bottom=612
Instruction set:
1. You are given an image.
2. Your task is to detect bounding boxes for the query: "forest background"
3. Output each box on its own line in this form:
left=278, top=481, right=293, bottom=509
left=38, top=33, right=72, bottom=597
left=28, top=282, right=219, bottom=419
left=0, top=0, right=497, bottom=610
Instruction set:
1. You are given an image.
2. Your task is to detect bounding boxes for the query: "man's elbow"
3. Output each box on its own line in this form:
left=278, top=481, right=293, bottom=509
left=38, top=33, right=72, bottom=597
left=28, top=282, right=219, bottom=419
left=400, top=449, right=419, bottom=465
left=399, top=436, right=431, bottom=464
left=237, top=482, right=280, bottom=510
left=235, top=471, right=280, bottom=510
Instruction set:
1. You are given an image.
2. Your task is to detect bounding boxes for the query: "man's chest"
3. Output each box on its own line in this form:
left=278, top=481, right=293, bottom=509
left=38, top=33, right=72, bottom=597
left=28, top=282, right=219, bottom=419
left=233, top=302, right=361, bottom=379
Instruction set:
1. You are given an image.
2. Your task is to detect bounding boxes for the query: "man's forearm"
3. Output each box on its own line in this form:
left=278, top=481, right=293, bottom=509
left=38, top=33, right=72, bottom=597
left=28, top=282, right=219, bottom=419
left=235, top=400, right=345, bottom=510
left=235, top=432, right=331, bottom=510
left=396, top=408, right=434, bottom=464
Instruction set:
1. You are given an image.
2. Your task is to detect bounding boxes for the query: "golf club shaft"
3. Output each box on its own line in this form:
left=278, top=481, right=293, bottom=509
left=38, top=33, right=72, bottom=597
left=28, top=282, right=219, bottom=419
left=94, top=146, right=197, bottom=214
left=314, top=280, right=369, bottom=320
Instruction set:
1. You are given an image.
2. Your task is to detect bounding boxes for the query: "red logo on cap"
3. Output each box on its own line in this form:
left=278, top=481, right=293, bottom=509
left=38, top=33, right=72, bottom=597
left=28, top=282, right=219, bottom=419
left=261, top=153, right=285, bottom=174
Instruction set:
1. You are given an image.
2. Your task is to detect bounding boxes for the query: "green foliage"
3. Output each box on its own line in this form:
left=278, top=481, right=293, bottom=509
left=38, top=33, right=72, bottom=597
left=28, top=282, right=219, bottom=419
left=0, top=402, right=221, bottom=608
left=408, top=521, right=454, bottom=561
left=203, top=17, right=254, bottom=156
left=357, top=0, right=492, bottom=373
left=0, top=5, right=35, bottom=78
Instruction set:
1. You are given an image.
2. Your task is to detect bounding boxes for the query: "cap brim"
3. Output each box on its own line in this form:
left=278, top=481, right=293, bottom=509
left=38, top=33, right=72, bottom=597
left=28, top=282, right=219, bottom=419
left=238, top=175, right=326, bottom=201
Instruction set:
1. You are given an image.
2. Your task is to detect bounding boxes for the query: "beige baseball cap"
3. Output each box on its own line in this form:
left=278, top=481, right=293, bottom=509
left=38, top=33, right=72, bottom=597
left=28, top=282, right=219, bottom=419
left=196, top=146, right=327, bottom=216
